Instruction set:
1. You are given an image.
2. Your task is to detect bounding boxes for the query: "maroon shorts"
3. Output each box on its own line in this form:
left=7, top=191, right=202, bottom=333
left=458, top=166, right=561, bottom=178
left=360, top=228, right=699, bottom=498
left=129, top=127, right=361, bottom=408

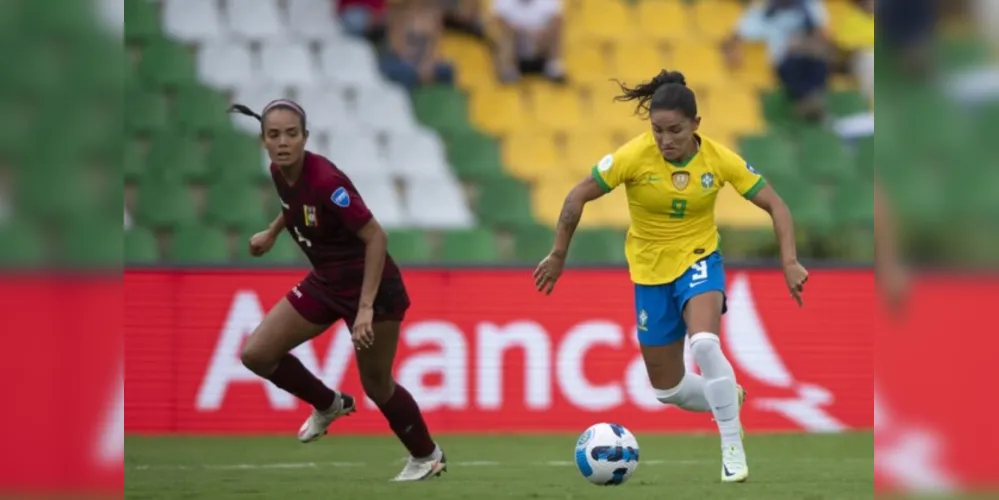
left=286, top=272, right=410, bottom=326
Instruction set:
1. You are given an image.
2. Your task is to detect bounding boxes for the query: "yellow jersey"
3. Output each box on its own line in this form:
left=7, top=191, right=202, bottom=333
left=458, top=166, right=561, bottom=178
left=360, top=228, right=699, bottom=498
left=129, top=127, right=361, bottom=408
left=591, top=133, right=765, bottom=285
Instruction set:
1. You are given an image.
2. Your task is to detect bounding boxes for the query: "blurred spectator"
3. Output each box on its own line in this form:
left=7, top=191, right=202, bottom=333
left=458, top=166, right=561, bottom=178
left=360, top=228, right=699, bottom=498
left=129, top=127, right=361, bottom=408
left=726, top=0, right=833, bottom=122
left=490, top=0, right=565, bottom=84
left=830, top=0, right=875, bottom=101
left=442, top=0, right=486, bottom=38
left=338, top=0, right=389, bottom=42
left=379, top=0, right=457, bottom=91
left=876, top=0, right=937, bottom=77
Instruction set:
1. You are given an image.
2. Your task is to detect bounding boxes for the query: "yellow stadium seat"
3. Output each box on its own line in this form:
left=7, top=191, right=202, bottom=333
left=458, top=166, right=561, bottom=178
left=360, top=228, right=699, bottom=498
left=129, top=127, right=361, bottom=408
left=714, top=184, right=769, bottom=228
left=578, top=0, right=633, bottom=43
left=611, top=39, right=671, bottom=84
left=636, top=0, right=693, bottom=43
left=563, top=131, right=616, bottom=178
left=692, top=0, right=743, bottom=42
left=566, top=42, right=611, bottom=85
left=440, top=34, right=495, bottom=91
left=586, top=186, right=630, bottom=228
left=502, top=132, right=560, bottom=182
left=669, top=42, right=727, bottom=87
left=533, top=177, right=604, bottom=228
left=704, top=86, right=764, bottom=134
left=527, top=83, right=584, bottom=132
left=470, top=86, right=528, bottom=136
left=586, top=84, right=649, bottom=137
left=730, top=42, right=774, bottom=90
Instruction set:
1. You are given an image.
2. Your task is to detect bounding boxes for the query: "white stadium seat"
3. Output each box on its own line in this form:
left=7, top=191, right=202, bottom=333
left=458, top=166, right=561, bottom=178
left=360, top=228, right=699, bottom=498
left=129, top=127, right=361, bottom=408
left=287, top=0, right=342, bottom=40
left=404, top=178, right=474, bottom=229
left=197, top=42, right=254, bottom=90
left=259, top=40, right=319, bottom=88
left=162, top=0, right=223, bottom=42
left=320, top=38, right=380, bottom=88
left=350, top=178, right=407, bottom=228
left=354, top=83, right=419, bottom=134
left=385, top=129, right=452, bottom=180
left=295, top=86, right=350, bottom=134
left=223, top=0, right=285, bottom=41
left=328, top=131, right=390, bottom=179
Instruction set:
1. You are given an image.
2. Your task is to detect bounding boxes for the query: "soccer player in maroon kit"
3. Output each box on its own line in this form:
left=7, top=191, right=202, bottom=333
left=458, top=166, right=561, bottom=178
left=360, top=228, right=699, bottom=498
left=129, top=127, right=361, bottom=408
left=229, top=100, right=446, bottom=481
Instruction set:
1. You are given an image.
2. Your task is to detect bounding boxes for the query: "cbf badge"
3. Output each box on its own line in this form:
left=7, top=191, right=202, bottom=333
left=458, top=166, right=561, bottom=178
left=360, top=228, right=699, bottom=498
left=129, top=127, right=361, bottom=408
left=671, top=171, right=690, bottom=190
left=701, top=173, right=715, bottom=189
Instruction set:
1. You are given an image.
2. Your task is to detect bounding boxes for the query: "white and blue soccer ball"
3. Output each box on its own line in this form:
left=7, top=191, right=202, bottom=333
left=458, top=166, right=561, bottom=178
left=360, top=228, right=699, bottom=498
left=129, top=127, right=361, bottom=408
left=574, top=422, right=640, bottom=486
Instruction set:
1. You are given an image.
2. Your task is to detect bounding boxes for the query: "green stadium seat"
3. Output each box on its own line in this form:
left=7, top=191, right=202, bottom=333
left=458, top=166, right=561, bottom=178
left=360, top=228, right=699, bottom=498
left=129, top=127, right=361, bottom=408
left=0, top=223, right=46, bottom=267
left=125, top=226, right=160, bottom=264
left=737, top=133, right=796, bottom=184
left=856, top=136, right=874, bottom=179
left=513, top=225, right=555, bottom=262
left=126, top=88, right=170, bottom=136
left=236, top=229, right=302, bottom=264
left=440, top=228, right=499, bottom=263
left=444, top=129, right=505, bottom=181
left=136, top=176, right=199, bottom=230
left=146, top=133, right=208, bottom=182
left=125, top=0, right=162, bottom=43
left=204, top=180, right=269, bottom=232
left=70, top=34, right=126, bottom=94
left=387, top=229, right=434, bottom=263
left=790, top=192, right=835, bottom=236
left=719, top=227, right=777, bottom=259
left=412, top=86, right=473, bottom=136
left=175, top=85, right=233, bottom=136
left=16, top=155, right=94, bottom=222
left=797, top=127, right=855, bottom=183
left=208, top=132, right=268, bottom=183
left=476, top=178, right=534, bottom=228
left=169, top=225, right=230, bottom=263
left=827, top=91, right=869, bottom=117
left=570, top=229, right=626, bottom=264
left=124, top=139, right=144, bottom=183
left=936, top=35, right=992, bottom=71
left=137, top=37, right=198, bottom=88
left=761, top=90, right=795, bottom=129
left=831, top=184, right=873, bottom=228
left=20, top=0, right=96, bottom=35
left=60, top=217, right=122, bottom=268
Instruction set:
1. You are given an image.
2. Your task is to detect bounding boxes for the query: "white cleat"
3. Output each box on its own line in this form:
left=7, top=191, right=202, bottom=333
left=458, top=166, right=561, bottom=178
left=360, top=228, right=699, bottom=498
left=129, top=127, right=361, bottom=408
left=391, top=446, right=447, bottom=482
left=720, top=444, right=749, bottom=483
left=297, top=392, right=356, bottom=443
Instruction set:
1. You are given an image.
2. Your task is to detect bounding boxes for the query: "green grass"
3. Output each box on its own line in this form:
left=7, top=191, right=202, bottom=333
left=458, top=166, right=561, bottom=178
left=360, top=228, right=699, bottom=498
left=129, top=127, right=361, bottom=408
left=126, top=432, right=872, bottom=499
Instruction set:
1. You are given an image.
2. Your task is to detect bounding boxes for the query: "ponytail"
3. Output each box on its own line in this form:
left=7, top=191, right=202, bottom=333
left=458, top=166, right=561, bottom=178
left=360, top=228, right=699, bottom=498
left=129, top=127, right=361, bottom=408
left=227, top=99, right=307, bottom=130
left=613, top=70, right=697, bottom=119
left=228, top=104, right=262, bottom=122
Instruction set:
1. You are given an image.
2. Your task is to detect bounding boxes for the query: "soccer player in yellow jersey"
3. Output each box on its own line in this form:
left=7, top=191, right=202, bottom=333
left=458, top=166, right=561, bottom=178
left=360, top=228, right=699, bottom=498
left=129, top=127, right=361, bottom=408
left=533, top=70, right=809, bottom=483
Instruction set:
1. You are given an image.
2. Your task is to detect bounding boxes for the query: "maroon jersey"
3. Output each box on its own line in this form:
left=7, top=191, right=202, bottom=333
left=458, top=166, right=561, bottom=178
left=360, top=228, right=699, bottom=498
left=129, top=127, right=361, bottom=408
left=271, top=151, right=401, bottom=287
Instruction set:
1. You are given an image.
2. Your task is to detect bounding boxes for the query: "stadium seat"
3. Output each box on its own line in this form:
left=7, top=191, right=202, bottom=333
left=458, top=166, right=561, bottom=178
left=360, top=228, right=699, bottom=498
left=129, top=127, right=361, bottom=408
left=354, top=83, right=421, bottom=134
left=529, top=84, right=583, bottom=132
left=827, top=91, right=869, bottom=117
left=197, top=42, right=255, bottom=90
left=223, top=0, right=284, bottom=41
left=175, top=85, right=233, bottom=135
left=319, top=37, right=381, bottom=88
left=565, top=42, right=608, bottom=86
left=296, top=86, right=351, bottom=134
left=440, top=228, right=499, bottom=263
left=146, top=133, right=208, bottom=182
left=385, top=129, right=453, bottom=181
left=797, top=127, right=856, bottom=183
left=737, top=133, right=797, bottom=184
left=169, top=225, right=231, bottom=263
left=236, top=229, right=303, bottom=264
left=569, top=228, right=626, bottom=263
left=208, top=131, right=270, bottom=183
left=670, top=42, right=726, bottom=88
left=636, top=0, right=692, bottom=43
left=0, top=223, right=46, bottom=267
left=126, top=88, right=170, bottom=136
left=136, top=177, right=200, bottom=230
left=61, top=217, right=122, bottom=267
left=440, top=34, right=495, bottom=91
left=413, top=86, right=472, bottom=137
left=692, top=0, right=743, bottom=42
left=124, top=139, right=144, bottom=183
left=350, top=178, right=408, bottom=228
left=476, top=178, right=535, bottom=228
left=125, top=226, right=161, bottom=264
left=444, top=129, right=505, bottom=181
left=403, top=178, right=475, bottom=229
left=259, top=40, right=319, bottom=88
left=387, top=229, right=434, bottom=263
left=161, top=0, right=223, bottom=43
left=205, top=180, right=269, bottom=232
left=124, top=0, right=161, bottom=44
left=831, top=183, right=873, bottom=228
left=137, top=36, right=199, bottom=88
left=611, top=39, right=670, bottom=85
left=328, top=130, right=391, bottom=179
left=469, top=86, right=527, bottom=136
left=513, top=225, right=556, bottom=262
left=287, top=0, right=343, bottom=40
left=564, top=131, right=616, bottom=178
left=502, top=132, right=561, bottom=182
left=577, top=0, right=631, bottom=43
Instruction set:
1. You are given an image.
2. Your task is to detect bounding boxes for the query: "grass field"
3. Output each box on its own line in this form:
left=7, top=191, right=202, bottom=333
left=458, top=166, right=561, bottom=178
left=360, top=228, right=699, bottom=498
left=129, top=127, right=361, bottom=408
left=126, top=432, right=872, bottom=499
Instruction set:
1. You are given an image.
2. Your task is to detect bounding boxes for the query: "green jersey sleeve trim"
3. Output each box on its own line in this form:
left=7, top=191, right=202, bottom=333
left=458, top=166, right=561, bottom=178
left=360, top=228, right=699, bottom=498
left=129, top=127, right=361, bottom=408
left=591, top=165, right=612, bottom=193
left=742, top=177, right=766, bottom=199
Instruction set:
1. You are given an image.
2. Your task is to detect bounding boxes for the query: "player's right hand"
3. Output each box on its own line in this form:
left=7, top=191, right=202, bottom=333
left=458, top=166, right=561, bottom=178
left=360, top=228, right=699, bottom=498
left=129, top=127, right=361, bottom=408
left=533, top=251, right=566, bottom=295
left=248, top=230, right=276, bottom=257
left=783, top=261, right=809, bottom=307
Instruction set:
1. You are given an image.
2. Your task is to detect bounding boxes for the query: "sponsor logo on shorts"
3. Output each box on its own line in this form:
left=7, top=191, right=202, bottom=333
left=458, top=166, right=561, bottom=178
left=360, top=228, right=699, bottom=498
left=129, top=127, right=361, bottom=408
left=331, top=187, right=351, bottom=208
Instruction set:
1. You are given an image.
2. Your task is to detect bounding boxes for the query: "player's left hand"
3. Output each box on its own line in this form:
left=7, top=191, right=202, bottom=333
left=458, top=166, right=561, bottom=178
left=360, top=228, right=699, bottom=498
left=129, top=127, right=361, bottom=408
left=783, top=261, right=809, bottom=307
left=352, top=306, right=375, bottom=350
left=533, top=251, right=566, bottom=295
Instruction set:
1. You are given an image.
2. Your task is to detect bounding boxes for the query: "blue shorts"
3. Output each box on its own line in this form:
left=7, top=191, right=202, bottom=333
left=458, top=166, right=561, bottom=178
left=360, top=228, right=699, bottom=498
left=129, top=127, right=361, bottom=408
left=635, top=251, right=728, bottom=347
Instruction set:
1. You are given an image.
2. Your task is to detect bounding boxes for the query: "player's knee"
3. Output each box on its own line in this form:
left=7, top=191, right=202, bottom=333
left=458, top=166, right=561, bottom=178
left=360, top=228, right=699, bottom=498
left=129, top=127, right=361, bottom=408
left=240, top=342, right=277, bottom=376
left=689, top=332, right=721, bottom=363
left=359, top=370, right=395, bottom=404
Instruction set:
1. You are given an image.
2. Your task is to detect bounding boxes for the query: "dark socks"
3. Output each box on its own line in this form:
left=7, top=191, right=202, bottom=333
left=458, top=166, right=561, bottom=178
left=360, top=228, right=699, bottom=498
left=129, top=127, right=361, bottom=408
left=376, top=384, right=436, bottom=458
left=266, top=354, right=336, bottom=411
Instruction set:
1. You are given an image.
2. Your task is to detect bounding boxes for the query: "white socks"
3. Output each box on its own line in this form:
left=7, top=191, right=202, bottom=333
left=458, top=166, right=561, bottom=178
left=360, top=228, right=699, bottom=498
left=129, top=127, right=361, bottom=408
left=654, top=373, right=711, bottom=412
left=689, top=332, right=743, bottom=448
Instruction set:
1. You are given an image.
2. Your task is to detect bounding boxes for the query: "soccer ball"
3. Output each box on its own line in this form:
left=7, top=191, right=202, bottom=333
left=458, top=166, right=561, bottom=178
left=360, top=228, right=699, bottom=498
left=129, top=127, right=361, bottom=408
left=574, top=422, right=640, bottom=486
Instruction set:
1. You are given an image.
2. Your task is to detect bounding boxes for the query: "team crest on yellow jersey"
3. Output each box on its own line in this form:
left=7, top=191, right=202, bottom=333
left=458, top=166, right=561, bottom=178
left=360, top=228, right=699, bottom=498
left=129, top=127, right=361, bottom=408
left=671, top=171, right=690, bottom=190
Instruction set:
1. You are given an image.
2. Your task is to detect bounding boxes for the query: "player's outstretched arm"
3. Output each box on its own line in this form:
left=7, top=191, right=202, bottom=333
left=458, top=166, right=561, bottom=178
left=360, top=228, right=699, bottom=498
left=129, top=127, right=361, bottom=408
left=534, top=176, right=606, bottom=294
left=748, top=184, right=809, bottom=306
left=249, top=212, right=286, bottom=257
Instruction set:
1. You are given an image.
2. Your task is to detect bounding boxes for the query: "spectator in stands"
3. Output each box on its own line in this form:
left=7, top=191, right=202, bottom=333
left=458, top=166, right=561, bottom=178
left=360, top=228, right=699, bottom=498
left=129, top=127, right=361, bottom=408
left=876, top=0, right=937, bottom=78
left=442, top=0, right=485, bottom=38
left=378, top=0, right=456, bottom=91
left=490, top=0, right=566, bottom=84
left=338, top=0, right=389, bottom=43
left=725, top=0, right=833, bottom=122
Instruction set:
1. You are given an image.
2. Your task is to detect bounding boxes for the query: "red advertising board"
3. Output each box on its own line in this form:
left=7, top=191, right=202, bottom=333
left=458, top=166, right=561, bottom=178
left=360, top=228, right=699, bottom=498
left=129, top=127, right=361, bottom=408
left=124, top=268, right=874, bottom=435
